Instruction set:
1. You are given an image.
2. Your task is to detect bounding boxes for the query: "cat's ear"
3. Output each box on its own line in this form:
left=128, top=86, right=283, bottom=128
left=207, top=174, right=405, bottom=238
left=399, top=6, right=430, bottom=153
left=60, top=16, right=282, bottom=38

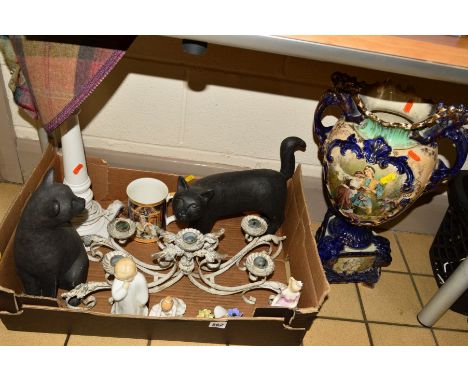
left=201, top=189, right=214, bottom=202
left=41, top=168, right=55, bottom=187
left=177, top=176, right=189, bottom=192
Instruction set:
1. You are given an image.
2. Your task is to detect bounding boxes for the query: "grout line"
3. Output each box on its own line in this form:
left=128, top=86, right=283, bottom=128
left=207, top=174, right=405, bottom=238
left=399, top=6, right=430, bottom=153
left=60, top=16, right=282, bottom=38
left=410, top=272, right=438, bottom=277
left=318, top=315, right=367, bottom=324
left=381, top=269, right=433, bottom=277
left=318, top=315, right=468, bottom=333
left=64, top=332, right=71, bottom=346
left=390, top=231, right=411, bottom=273
left=394, top=233, right=440, bottom=345
left=354, top=283, right=374, bottom=346
left=381, top=269, right=410, bottom=275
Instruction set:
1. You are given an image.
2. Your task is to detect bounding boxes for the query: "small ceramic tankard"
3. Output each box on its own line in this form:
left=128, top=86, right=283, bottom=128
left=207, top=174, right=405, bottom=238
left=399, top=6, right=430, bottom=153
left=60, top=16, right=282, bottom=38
left=126, top=178, right=176, bottom=243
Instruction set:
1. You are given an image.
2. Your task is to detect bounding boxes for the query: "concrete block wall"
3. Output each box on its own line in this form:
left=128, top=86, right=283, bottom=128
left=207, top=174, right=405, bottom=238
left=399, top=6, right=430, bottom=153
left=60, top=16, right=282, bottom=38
left=2, top=36, right=468, bottom=233
left=81, top=36, right=468, bottom=177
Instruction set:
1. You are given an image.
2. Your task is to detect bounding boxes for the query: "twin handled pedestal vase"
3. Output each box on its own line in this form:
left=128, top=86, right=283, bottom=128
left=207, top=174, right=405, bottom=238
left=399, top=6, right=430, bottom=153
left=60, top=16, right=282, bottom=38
left=314, top=73, right=468, bottom=283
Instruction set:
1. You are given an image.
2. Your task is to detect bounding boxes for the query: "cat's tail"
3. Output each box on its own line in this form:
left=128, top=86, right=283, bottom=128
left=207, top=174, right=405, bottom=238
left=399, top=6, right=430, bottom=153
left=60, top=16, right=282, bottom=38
left=280, top=136, right=307, bottom=179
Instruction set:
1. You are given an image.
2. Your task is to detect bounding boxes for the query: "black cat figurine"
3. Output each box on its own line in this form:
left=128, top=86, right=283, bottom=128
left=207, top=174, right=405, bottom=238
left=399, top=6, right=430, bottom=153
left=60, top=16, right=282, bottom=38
left=14, top=168, right=89, bottom=301
left=173, top=136, right=306, bottom=234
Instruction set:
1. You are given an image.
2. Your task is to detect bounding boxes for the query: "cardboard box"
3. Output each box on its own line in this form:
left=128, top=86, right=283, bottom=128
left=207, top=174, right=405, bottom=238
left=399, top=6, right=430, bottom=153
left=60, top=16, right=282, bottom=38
left=0, top=146, right=329, bottom=345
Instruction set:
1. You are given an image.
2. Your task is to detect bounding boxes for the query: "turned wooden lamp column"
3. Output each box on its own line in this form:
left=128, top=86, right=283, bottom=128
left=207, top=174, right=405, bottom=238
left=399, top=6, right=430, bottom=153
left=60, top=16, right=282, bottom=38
left=60, top=112, right=123, bottom=239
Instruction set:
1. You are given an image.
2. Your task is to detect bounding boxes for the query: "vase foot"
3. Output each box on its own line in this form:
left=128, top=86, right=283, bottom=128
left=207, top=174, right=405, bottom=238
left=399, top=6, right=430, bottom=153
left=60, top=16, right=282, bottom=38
left=316, top=209, right=392, bottom=284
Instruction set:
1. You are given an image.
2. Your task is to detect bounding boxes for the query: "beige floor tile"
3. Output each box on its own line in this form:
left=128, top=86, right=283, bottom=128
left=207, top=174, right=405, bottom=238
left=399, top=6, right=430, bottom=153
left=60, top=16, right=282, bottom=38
left=395, top=232, right=434, bottom=275
left=151, top=340, right=225, bottom=346
left=379, top=231, right=408, bottom=273
left=67, top=334, right=148, bottom=346
left=0, top=182, right=22, bottom=220
left=0, top=319, right=66, bottom=346
left=309, top=220, right=322, bottom=234
left=303, top=318, right=370, bottom=346
left=358, top=272, right=421, bottom=325
left=434, top=329, right=468, bottom=345
left=318, top=283, right=363, bottom=320
left=369, top=323, right=436, bottom=346
left=414, top=275, right=468, bottom=331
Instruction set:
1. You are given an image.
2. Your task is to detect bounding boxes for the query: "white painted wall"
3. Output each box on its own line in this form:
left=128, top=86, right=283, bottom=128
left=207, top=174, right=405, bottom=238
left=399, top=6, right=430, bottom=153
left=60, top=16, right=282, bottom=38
left=1, top=36, right=468, bottom=233
left=3, top=36, right=468, bottom=177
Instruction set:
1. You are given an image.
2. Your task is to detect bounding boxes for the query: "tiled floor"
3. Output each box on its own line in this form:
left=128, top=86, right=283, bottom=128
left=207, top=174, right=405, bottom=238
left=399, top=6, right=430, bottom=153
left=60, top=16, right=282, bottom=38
left=1, top=182, right=467, bottom=346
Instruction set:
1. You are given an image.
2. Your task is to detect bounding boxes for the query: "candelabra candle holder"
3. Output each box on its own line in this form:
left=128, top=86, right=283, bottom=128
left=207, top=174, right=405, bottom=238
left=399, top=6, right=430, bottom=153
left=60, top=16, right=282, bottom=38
left=62, top=215, right=288, bottom=309
left=107, top=218, right=136, bottom=244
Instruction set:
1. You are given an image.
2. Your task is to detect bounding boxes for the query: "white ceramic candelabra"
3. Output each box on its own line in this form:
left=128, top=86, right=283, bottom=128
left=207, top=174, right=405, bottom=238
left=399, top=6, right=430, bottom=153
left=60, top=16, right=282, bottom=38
left=60, top=112, right=123, bottom=239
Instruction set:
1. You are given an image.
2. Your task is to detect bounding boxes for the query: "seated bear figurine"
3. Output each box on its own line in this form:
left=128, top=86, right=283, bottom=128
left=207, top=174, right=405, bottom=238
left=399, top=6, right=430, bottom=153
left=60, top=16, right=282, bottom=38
left=173, top=136, right=306, bottom=234
left=14, top=168, right=89, bottom=301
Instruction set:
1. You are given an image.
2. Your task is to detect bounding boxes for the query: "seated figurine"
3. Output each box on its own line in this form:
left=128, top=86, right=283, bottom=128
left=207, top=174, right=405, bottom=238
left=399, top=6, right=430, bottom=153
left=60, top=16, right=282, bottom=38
left=270, top=277, right=303, bottom=309
left=111, top=257, right=149, bottom=316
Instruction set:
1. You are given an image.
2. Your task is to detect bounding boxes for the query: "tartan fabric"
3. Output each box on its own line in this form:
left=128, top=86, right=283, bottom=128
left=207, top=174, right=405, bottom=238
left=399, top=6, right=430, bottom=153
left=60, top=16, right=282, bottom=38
left=0, top=36, right=38, bottom=119
left=6, top=36, right=134, bottom=133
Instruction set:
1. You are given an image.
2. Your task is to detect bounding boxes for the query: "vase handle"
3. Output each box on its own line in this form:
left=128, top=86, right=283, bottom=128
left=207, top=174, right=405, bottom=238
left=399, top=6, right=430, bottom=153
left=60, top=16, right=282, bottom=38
left=313, top=90, right=361, bottom=145
left=425, top=127, right=468, bottom=192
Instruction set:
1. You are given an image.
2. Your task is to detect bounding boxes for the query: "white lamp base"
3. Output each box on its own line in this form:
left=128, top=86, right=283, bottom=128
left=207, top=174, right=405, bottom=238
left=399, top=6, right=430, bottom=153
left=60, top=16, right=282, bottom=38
left=71, top=199, right=124, bottom=239
left=60, top=112, right=124, bottom=240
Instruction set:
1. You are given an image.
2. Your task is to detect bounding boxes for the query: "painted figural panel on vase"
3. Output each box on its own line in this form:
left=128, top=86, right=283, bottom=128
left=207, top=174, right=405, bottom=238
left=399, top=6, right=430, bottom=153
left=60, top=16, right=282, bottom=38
left=324, top=119, right=438, bottom=226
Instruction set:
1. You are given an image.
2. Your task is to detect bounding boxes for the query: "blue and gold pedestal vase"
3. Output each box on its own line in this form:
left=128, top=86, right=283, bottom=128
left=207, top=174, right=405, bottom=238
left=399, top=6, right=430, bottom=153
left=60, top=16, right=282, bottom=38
left=316, top=208, right=391, bottom=284
left=314, top=72, right=468, bottom=284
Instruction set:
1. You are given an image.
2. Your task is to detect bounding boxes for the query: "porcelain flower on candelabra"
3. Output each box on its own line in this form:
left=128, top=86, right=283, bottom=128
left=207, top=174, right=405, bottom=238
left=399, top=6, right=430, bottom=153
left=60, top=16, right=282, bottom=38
left=197, top=309, right=214, bottom=318
left=152, top=243, right=185, bottom=265
left=228, top=308, right=244, bottom=317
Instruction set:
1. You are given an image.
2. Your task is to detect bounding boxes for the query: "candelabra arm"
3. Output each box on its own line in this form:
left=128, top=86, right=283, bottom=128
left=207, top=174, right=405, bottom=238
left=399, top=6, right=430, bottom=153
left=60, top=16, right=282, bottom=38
left=148, top=271, right=184, bottom=294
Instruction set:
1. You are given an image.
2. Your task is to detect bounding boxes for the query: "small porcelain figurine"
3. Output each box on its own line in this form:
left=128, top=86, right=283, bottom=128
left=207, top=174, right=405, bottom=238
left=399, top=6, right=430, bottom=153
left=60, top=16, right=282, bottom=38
left=214, top=305, right=228, bottom=318
left=111, top=257, right=149, bottom=316
left=197, top=309, right=214, bottom=318
left=271, top=277, right=303, bottom=309
left=149, top=296, right=186, bottom=317
left=227, top=308, right=244, bottom=317
left=213, top=306, right=244, bottom=318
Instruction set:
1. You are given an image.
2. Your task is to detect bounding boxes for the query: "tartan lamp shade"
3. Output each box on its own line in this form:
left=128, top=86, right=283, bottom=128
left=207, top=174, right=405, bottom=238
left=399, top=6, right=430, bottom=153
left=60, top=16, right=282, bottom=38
left=7, top=36, right=135, bottom=133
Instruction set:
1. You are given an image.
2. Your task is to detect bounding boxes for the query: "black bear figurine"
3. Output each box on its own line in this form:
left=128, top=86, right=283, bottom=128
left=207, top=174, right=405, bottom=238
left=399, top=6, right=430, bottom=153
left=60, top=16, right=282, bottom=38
left=14, top=168, right=89, bottom=301
left=173, top=136, right=306, bottom=234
